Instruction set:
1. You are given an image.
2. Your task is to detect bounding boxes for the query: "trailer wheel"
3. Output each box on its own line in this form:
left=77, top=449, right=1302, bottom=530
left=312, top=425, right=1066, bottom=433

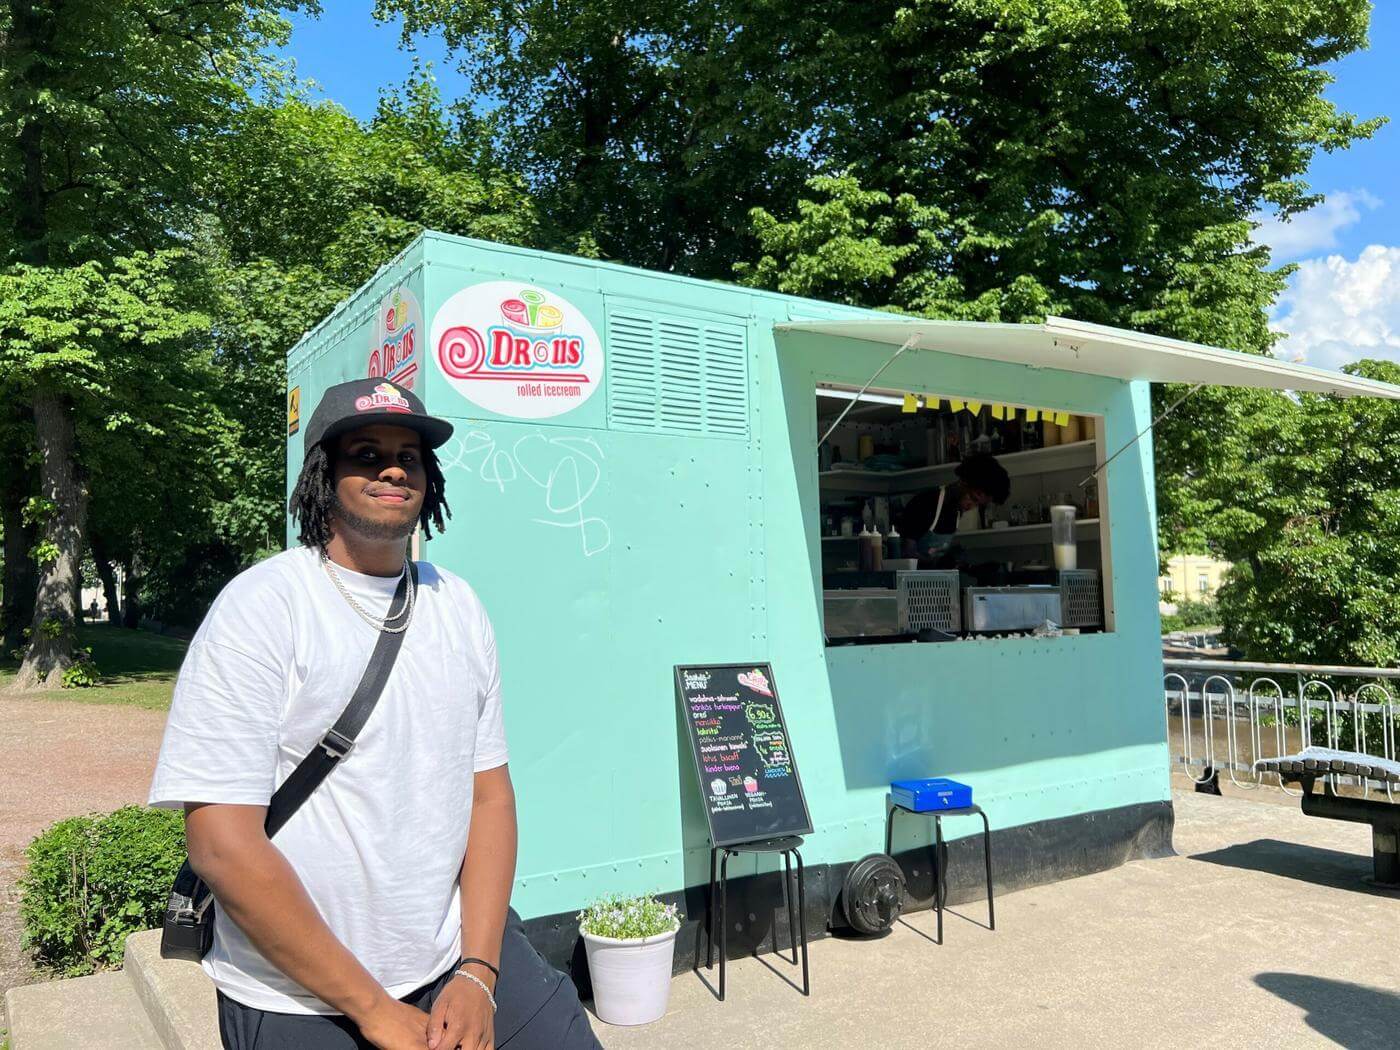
left=841, top=853, right=905, bottom=935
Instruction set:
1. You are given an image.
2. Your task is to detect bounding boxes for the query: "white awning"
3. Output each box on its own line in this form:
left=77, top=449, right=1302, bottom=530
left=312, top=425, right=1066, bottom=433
left=775, top=315, right=1400, bottom=399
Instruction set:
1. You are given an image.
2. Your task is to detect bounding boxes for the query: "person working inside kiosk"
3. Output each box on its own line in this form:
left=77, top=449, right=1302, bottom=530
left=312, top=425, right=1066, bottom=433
left=896, top=453, right=1012, bottom=567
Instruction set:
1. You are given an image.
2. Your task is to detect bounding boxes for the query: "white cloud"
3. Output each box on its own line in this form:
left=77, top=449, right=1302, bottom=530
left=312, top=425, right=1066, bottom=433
left=1253, top=189, right=1381, bottom=262
left=1271, top=244, right=1400, bottom=370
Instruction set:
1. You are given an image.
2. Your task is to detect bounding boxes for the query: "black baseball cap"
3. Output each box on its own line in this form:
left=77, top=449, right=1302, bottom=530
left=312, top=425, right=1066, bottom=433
left=302, top=378, right=454, bottom=457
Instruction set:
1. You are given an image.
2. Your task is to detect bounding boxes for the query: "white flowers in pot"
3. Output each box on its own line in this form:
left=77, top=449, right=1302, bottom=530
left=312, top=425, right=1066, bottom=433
left=578, top=893, right=683, bottom=1026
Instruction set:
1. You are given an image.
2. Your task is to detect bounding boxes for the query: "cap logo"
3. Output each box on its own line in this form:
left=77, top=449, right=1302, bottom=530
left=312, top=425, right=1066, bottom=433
left=355, top=382, right=411, bottom=413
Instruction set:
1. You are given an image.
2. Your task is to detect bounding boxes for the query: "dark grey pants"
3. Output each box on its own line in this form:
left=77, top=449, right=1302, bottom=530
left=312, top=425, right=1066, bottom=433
left=218, top=910, right=600, bottom=1049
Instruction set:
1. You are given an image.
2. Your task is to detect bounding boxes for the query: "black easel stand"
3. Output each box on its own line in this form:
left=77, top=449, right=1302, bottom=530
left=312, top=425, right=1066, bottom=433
left=706, top=836, right=809, bottom=1001
left=885, top=800, right=995, bottom=944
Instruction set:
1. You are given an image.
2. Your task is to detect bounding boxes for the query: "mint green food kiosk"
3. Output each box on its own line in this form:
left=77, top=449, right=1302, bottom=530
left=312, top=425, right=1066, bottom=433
left=287, top=231, right=1398, bottom=973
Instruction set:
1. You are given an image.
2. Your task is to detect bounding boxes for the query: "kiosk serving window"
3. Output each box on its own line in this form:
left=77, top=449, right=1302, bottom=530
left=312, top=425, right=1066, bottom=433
left=816, top=385, right=1114, bottom=645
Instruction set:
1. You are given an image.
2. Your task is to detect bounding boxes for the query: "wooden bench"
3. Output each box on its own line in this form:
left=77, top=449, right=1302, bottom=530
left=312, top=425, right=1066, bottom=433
left=1254, top=746, right=1400, bottom=887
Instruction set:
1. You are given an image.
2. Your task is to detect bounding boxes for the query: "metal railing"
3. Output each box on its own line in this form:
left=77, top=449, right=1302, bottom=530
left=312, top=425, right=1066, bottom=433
left=1164, top=658, right=1400, bottom=799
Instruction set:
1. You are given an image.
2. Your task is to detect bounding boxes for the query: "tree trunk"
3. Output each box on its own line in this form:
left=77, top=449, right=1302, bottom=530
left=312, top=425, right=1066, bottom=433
left=10, top=391, right=87, bottom=690
left=121, top=553, right=143, bottom=629
left=11, top=2, right=54, bottom=266
left=1, top=457, right=37, bottom=656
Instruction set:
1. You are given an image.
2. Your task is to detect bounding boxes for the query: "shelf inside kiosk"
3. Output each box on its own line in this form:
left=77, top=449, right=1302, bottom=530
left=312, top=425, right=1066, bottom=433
left=815, top=386, right=1110, bottom=646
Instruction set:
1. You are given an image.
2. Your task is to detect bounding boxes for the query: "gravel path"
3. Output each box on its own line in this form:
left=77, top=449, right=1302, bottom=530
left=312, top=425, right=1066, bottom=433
left=0, top=692, right=166, bottom=997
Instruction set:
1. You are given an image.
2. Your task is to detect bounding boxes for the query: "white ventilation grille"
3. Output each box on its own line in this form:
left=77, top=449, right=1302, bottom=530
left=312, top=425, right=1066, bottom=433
left=606, top=305, right=749, bottom=438
left=896, top=571, right=962, bottom=633
left=1060, top=570, right=1103, bottom=627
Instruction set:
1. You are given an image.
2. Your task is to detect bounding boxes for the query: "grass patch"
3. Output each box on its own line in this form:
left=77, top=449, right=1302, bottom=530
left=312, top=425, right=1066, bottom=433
left=0, top=623, right=185, bottom=710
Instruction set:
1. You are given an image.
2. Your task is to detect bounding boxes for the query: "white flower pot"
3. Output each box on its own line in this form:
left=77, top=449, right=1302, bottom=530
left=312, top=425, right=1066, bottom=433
left=582, top=926, right=678, bottom=1025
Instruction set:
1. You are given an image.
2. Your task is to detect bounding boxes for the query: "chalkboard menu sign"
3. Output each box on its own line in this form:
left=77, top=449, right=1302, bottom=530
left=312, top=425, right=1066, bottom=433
left=675, top=663, right=813, bottom=848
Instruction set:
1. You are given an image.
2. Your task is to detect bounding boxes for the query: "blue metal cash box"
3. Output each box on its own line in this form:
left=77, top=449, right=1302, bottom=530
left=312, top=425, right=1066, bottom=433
left=890, top=778, right=973, bottom=812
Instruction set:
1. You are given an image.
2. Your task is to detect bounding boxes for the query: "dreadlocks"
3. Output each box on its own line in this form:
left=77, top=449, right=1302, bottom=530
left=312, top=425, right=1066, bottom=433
left=288, top=442, right=452, bottom=549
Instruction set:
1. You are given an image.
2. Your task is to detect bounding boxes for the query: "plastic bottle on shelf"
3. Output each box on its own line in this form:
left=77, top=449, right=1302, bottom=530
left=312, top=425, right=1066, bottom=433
left=857, top=525, right=875, bottom=572
left=886, top=525, right=901, bottom=559
left=1023, top=419, right=1043, bottom=450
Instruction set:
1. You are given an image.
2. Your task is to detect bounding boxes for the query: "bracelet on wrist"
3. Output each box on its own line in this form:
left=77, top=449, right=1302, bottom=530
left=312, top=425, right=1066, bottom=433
left=458, top=956, right=500, bottom=982
left=453, top=969, right=497, bottom=1013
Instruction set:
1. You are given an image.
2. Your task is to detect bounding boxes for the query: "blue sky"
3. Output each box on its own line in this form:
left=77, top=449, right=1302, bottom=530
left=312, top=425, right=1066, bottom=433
left=280, top=3, right=1399, bottom=370
left=275, top=1, right=472, bottom=116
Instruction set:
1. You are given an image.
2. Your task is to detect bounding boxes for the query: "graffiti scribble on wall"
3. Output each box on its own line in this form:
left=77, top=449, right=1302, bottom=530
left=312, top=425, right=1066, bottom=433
left=439, top=432, right=611, bottom=557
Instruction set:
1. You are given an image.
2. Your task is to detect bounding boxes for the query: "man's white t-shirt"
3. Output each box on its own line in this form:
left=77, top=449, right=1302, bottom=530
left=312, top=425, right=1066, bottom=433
left=148, top=545, right=508, bottom=1014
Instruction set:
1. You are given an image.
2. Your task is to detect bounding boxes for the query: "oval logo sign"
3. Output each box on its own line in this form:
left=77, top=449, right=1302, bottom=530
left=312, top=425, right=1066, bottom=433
left=369, top=286, right=422, bottom=390
left=431, top=281, right=602, bottom=419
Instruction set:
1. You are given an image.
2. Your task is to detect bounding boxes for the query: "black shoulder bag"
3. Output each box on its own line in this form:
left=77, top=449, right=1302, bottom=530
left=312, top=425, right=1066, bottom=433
left=160, top=562, right=417, bottom=961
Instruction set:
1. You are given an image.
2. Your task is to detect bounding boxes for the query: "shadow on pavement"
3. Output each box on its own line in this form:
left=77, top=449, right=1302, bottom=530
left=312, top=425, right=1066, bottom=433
left=1188, top=838, right=1400, bottom=896
left=1255, top=973, right=1400, bottom=1050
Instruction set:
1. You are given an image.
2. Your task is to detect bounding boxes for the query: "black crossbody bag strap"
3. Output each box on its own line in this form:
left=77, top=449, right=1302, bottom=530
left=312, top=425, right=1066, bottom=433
left=160, top=561, right=416, bottom=961
left=265, top=560, right=416, bottom=837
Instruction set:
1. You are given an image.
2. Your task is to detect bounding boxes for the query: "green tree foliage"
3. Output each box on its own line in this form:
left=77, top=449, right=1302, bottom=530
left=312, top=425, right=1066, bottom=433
left=0, top=255, right=216, bottom=683
left=0, top=1, right=313, bottom=268
left=153, top=80, right=539, bottom=620
left=0, top=0, right=313, bottom=684
left=1189, top=362, right=1400, bottom=666
left=381, top=0, right=1390, bottom=660
left=2, top=0, right=537, bottom=642
left=203, top=75, right=536, bottom=283
left=376, top=0, right=834, bottom=272
left=379, top=0, right=1378, bottom=307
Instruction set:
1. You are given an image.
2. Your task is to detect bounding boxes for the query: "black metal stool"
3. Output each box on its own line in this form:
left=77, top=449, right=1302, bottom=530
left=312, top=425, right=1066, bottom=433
left=706, top=835, right=809, bottom=1000
left=885, top=800, right=994, bottom=943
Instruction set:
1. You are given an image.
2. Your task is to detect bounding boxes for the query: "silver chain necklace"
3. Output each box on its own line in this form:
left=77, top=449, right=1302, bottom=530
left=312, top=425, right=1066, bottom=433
left=319, top=549, right=416, bottom=634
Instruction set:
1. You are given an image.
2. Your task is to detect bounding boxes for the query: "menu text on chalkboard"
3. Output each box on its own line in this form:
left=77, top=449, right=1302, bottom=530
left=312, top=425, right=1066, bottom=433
left=675, top=663, right=813, bottom=848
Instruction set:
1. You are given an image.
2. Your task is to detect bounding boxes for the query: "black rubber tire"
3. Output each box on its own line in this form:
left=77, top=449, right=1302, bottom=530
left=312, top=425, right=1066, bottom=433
left=841, top=852, right=905, bottom=935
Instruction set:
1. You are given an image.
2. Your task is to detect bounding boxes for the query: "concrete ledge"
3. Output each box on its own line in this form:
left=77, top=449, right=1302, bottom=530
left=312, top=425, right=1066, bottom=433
left=123, top=930, right=220, bottom=1050
left=5, top=971, right=162, bottom=1050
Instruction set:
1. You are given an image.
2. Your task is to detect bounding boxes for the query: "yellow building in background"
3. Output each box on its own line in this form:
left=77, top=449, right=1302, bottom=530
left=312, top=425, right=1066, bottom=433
left=1159, top=554, right=1231, bottom=602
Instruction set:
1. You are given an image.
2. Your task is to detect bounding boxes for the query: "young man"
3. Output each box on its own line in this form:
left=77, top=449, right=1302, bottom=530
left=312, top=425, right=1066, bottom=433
left=896, top=452, right=1012, bottom=567
left=149, top=379, right=598, bottom=1050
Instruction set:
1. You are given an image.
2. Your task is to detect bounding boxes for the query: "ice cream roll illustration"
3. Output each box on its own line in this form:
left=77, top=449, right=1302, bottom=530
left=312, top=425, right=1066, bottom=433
left=737, top=668, right=773, bottom=697
left=521, top=289, right=546, bottom=325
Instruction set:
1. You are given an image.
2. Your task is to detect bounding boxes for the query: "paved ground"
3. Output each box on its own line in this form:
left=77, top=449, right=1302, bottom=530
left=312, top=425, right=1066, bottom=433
left=2, top=691, right=1397, bottom=1048
left=594, top=787, right=1400, bottom=1049
left=0, top=692, right=165, bottom=997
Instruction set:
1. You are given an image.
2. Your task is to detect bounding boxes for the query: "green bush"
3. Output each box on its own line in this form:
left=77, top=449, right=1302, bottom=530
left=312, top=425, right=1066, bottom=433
left=61, top=646, right=99, bottom=688
left=1161, top=598, right=1220, bottom=634
left=19, top=806, right=185, bottom=976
